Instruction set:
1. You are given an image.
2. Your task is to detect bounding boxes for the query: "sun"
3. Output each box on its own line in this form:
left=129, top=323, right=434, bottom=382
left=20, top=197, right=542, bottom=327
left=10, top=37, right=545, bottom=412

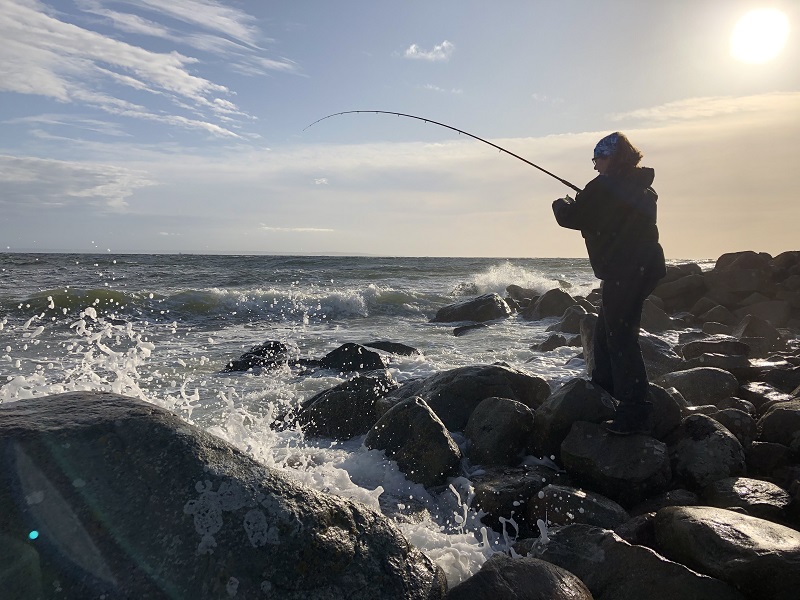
left=730, top=8, right=790, bottom=64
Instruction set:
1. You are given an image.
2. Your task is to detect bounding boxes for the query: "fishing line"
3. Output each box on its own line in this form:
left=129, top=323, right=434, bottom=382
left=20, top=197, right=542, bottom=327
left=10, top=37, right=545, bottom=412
left=304, top=110, right=582, bottom=193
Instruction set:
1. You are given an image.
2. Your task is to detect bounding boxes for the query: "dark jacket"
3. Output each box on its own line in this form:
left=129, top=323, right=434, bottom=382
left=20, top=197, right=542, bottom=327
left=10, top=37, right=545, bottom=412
left=552, top=167, right=666, bottom=282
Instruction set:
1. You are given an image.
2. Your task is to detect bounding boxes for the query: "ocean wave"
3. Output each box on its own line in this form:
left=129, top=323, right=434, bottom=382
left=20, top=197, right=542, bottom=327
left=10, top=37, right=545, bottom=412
left=453, top=261, right=596, bottom=298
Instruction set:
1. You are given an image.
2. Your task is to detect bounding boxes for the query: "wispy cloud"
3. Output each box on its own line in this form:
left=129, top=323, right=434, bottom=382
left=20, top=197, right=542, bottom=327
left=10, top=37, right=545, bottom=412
left=314, top=178, right=329, bottom=185
left=423, top=84, right=463, bottom=94
left=0, top=154, right=154, bottom=210
left=611, top=92, right=800, bottom=122
left=531, top=93, right=564, bottom=105
left=403, top=40, right=454, bottom=62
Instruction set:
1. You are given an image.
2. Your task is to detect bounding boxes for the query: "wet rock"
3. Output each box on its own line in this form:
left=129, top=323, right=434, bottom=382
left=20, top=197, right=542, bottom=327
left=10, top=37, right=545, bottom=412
left=667, top=414, right=746, bottom=490
left=533, top=333, right=568, bottom=352
left=713, top=408, right=757, bottom=448
left=296, top=371, right=398, bottom=440
left=762, top=365, right=800, bottom=394
left=382, top=364, right=551, bottom=432
left=443, top=553, right=592, bottom=600
left=717, top=396, right=757, bottom=415
left=453, top=323, right=488, bottom=337
left=223, top=340, right=291, bottom=372
left=520, top=288, right=576, bottom=320
left=506, top=284, right=539, bottom=303
left=533, top=378, right=616, bottom=462
left=649, top=383, right=684, bottom=441
left=464, top=397, right=535, bottom=466
left=654, top=506, right=800, bottom=600
left=629, top=489, right=700, bottom=517
left=523, top=524, right=745, bottom=600
left=320, top=342, right=386, bottom=372
left=757, top=399, right=800, bottom=450
left=680, top=336, right=751, bottom=360
left=526, top=484, right=629, bottom=530
left=560, top=421, right=671, bottom=507
left=656, top=367, right=739, bottom=407
left=546, top=305, right=588, bottom=335
left=682, top=353, right=752, bottom=378
left=652, top=273, right=707, bottom=313
left=0, top=392, right=446, bottom=599
left=701, top=476, right=792, bottom=523
left=746, top=442, right=792, bottom=481
left=470, top=464, right=565, bottom=536
left=431, top=293, right=512, bottom=323
left=641, top=298, right=676, bottom=332
left=365, top=396, right=461, bottom=487
left=363, top=340, right=421, bottom=356
left=731, top=314, right=786, bottom=356
left=738, top=382, right=795, bottom=415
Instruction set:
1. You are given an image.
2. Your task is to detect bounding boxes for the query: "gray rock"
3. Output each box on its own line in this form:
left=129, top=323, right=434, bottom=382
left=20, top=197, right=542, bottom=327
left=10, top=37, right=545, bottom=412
left=521, top=288, right=576, bottom=321
left=546, top=305, right=589, bottom=335
left=705, top=267, right=770, bottom=295
left=526, top=484, right=629, bottom=530
left=0, top=392, right=445, bottom=599
left=320, top=342, right=386, bottom=372
left=713, top=408, right=757, bottom=447
left=523, top=524, right=745, bottom=600
left=717, top=396, right=757, bottom=415
left=699, top=304, right=739, bottom=326
left=533, top=378, right=616, bottom=462
left=738, top=382, right=795, bottom=415
left=680, top=336, right=751, bottom=360
left=223, top=340, right=291, bottom=372
left=443, top=553, right=592, bottom=600
left=560, top=421, right=672, bottom=508
left=365, top=397, right=462, bottom=487
left=667, top=414, right=746, bottom=490
left=746, top=442, right=792, bottom=480
left=297, top=371, right=398, bottom=440
left=656, top=367, right=739, bottom=407
left=654, top=506, right=800, bottom=600
left=533, top=333, right=568, bottom=352
left=431, top=293, right=512, bottom=323
left=464, top=397, right=535, bottom=466
left=629, top=489, right=700, bottom=517
left=734, top=300, right=792, bottom=328
left=641, top=298, right=675, bottom=332
left=649, top=383, right=684, bottom=441
left=731, top=315, right=785, bottom=355
left=762, top=366, right=800, bottom=394
left=757, top=399, right=800, bottom=450
left=652, top=273, right=708, bottom=312
left=364, top=341, right=422, bottom=356
left=701, top=477, right=792, bottom=523
left=382, top=364, right=551, bottom=432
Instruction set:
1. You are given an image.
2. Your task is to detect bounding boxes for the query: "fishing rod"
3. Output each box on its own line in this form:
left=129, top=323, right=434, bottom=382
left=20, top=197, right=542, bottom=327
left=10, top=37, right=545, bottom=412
left=304, top=110, right=582, bottom=193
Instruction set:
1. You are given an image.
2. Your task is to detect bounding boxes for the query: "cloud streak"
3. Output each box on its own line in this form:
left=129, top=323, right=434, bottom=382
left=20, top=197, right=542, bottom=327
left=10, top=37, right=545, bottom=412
left=260, top=226, right=335, bottom=233
left=404, top=40, right=454, bottom=61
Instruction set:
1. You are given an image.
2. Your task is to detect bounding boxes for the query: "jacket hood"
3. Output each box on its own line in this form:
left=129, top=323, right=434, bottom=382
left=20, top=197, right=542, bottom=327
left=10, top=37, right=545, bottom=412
left=626, top=166, right=655, bottom=188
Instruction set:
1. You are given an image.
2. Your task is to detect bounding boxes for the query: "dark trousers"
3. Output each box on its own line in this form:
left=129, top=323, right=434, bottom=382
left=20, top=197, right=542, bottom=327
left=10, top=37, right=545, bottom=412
left=591, top=276, right=658, bottom=405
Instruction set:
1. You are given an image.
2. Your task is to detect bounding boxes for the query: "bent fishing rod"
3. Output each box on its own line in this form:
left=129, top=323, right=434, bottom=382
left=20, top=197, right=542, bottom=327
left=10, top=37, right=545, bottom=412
left=304, top=110, right=582, bottom=193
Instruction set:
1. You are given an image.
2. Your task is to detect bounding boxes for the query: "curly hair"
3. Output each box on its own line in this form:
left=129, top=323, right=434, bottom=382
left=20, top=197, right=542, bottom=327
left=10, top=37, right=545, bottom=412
left=605, top=132, right=643, bottom=176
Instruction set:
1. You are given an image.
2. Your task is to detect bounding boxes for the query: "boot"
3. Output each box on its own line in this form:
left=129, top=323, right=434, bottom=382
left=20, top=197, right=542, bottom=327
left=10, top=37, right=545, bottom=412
left=606, top=401, right=653, bottom=436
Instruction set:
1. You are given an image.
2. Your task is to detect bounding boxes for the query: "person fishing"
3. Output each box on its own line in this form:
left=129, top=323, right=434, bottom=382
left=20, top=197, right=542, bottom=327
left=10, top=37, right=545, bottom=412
left=552, top=132, right=666, bottom=435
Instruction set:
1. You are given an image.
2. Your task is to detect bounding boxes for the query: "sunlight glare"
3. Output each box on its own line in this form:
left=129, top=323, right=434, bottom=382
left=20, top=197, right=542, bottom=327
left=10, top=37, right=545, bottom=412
left=730, top=9, right=790, bottom=64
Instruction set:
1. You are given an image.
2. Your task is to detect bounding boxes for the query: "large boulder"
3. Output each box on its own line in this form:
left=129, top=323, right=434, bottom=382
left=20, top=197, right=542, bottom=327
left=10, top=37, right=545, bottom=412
left=701, top=477, right=792, bottom=523
left=464, top=397, right=535, bottom=466
left=757, top=399, right=800, bottom=450
left=364, top=397, right=462, bottom=488
left=680, top=336, right=750, bottom=360
left=296, top=371, right=398, bottom=440
left=443, top=553, right=592, bottom=600
left=652, top=273, right=707, bottom=312
left=667, top=414, right=746, bottom=490
left=526, top=484, right=629, bottom=530
left=520, top=288, right=576, bottom=321
left=382, top=365, right=551, bottom=432
left=0, top=392, right=445, bottom=599
left=546, top=305, right=589, bottom=335
left=560, top=421, right=672, bottom=507
left=656, top=367, right=739, bottom=407
left=431, top=293, right=512, bottom=323
left=522, top=524, right=744, bottom=600
left=654, top=506, right=800, bottom=600
left=320, top=342, right=386, bottom=372
left=223, top=340, right=292, bottom=372
left=533, top=379, right=616, bottom=462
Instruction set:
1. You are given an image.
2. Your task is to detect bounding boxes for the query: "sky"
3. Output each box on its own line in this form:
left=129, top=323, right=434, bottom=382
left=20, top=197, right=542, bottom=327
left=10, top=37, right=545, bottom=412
left=1, top=0, right=798, bottom=258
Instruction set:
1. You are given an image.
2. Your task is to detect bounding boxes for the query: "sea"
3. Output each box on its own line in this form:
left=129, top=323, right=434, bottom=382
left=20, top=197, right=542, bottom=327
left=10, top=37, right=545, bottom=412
left=0, top=253, right=706, bottom=585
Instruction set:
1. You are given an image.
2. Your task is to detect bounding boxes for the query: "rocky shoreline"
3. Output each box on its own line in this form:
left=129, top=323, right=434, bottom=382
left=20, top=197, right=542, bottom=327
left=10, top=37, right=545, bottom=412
left=2, top=250, right=800, bottom=599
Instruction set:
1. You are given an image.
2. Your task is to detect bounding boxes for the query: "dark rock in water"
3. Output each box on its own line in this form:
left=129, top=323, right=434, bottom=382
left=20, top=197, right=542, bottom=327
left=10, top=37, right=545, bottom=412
left=443, top=553, right=592, bottom=600
left=464, top=397, right=535, bottom=466
left=522, top=523, right=745, bottom=600
left=545, top=305, right=588, bottom=335
left=365, top=397, right=462, bottom=488
left=363, top=340, right=422, bottom=356
left=470, top=464, right=566, bottom=536
left=506, top=284, right=540, bottom=303
left=701, top=476, right=791, bottom=523
left=320, top=342, right=386, bottom=372
left=526, top=483, right=630, bottom=530
left=654, top=506, right=800, bottom=600
left=656, top=367, right=739, bottom=407
left=296, top=371, right=398, bottom=441
left=533, top=378, right=616, bottom=462
left=560, top=421, right=671, bottom=508
left=223, top=340, right=291, bottom=372
left=452, top=323, right=488, bottom=337
left=757, top=399, right=800, bottom=451
left=0, top=392, right=445, bottom=599
left=431, top=293, right=512, bottom=323
left=381, top=364, right=551, bottom=432
left=533, top=333, right=568, bottom=351
left=520, top=288, right=575, bottom=321
left=667, top=414, right=746, bottom=490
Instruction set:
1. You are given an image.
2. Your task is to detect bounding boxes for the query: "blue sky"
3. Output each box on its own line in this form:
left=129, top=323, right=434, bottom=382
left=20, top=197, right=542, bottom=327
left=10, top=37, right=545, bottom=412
left=1, top=0, right=798, bottom=257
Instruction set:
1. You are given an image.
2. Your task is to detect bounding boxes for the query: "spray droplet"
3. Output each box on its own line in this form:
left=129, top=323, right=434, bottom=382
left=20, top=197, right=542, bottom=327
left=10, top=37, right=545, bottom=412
left=29, top=530, right=39, bottom=540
